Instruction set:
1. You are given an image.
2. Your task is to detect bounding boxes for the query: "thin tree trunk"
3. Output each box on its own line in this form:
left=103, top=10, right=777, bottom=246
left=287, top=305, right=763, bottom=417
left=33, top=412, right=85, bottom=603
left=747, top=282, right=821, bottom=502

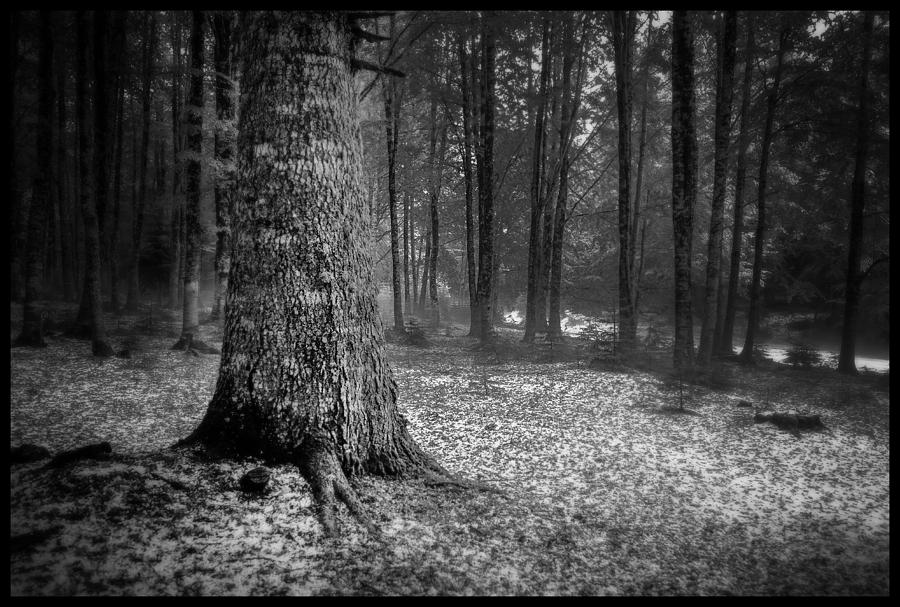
left=631, top=17, right=652, bottom=312
left=210, top=11, right=236, bottom=322
left=419, top=228, right=430, bottom=310
left=670, top=10, right=697, bottom=370
left=15, top=11, right=53, bottom=347
left=428, top=119, right=447, bottom=328
left=740, top=25, right=788, bottom=363
left=838, top=11, right=875, bottom=376
left=10, top=12, right=25, bottom=302
left=168, top=10, right=183, bottom=309
left=108, top=12, right=127, bottom=313
left=174, top=10, right=204, bottom=348
left=524, top=16, right=551, bottom=343
left=458, top=31, right=480, bottom=337
left=720, top=16, right=755, bottom=356
left=613, top=10, right=636, bottom=350
left=403, top=190, right=410, bottom=313
left=125, top=12, right=157, bottom=312
left=697, top=10, right=737, bottom=366
left=56, top=32, right=76, bottom=303
left=383, top=18, right=404, bottom=334
left=93, top=10, right=112, bottom=310
left=476, top=12, right=497, bottom=342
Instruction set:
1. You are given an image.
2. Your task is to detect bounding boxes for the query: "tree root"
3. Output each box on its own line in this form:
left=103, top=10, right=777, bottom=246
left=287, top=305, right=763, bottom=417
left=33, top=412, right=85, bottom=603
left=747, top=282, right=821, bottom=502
left=297, top=436, right=378, bottom=537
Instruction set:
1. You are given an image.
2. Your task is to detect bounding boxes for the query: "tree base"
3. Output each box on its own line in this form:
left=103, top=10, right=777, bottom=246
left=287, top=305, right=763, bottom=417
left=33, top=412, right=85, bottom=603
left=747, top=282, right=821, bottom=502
left=171, top=333, right=220, bottom=355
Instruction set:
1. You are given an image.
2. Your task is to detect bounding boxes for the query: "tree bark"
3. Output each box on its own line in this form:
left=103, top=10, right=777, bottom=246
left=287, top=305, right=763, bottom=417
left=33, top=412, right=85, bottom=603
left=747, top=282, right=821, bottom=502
left=15, top=11, right=53, bottom=347
left=210, top=12, right=236, bottom=322
left=168, top=11, right=184, bottom=310
left=740, top=26, right=788, bottom=363
left=125, top=12, right=157, bottom=312
left=174, top=10, right=205, bottom=348
left=476, top=12, right=497, bottom=342
left=10, top=12, right=26, bottom=302
left=523, top=16, right=551, bottom=343
left=670, top=11, right=697, bottom=370
left=697, top=11, right=737, bottom=366
left=382, top=17, right=404, bottom=334
left=55, top=26, right=77, bottom=303
left=613, top=10, right=636, bottom=350
left=630, top=16, right=652, bottom=314
left=458, top=31, right=480, bottom=337
left=180, top=12, right=450, bottom=535
left=838, top=12, right=875, bottom=376
left=720, top=16, right=755, bottom=356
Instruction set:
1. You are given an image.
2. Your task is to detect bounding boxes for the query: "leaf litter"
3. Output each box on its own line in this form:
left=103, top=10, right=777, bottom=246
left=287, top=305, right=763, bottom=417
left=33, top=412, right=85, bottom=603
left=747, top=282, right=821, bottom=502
left=9, top=319, right=889, bottom=595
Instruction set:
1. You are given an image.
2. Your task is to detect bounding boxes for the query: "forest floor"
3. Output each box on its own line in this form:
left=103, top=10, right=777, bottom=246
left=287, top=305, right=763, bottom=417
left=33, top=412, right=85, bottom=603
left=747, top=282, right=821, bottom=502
left=10, top=304, right=890, bottom=595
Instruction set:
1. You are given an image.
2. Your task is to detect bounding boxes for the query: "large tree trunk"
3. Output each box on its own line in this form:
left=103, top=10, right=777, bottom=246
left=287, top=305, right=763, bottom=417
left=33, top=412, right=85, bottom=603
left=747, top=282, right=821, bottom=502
left=612, top=10, right=636, bottom=350
left=838, top=12, right=875, bottom=376
left=670, top=11, right=697, bottom=370
left=210, top=12, right=236, bottom=322
left=174, top=11, right=205, bottom=349
left=14, top=12, right=53, bottom=347
left=458, top=32, right=480, bottom=337
left=740, top=26, right=788, bottom=363
left=476, top=12, right=497, bottom=342
left=697, top=11, right=737, bottom=366
left=125, top=12, right=157, bottom=312
left=523, top=16, right=551, bottom=343
left=181, top=12, right=450, bottom=535
left=720, top=16, right=755, bottom=356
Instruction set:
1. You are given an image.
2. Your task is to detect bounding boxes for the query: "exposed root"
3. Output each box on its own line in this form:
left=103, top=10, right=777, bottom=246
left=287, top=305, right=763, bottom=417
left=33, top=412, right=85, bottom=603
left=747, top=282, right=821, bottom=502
left=298, top=435, right=378, bottom=537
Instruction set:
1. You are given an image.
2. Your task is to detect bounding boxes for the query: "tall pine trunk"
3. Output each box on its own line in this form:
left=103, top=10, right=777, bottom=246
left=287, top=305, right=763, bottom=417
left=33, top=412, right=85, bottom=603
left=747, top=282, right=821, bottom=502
left=697, top=10, right=737, bottom=366
left=476, top=13, right=497, bottom=342
left=181, top=12, right=450, bottom=536
left=383, top=21, right=404, bottom=334
left=211, top=12, right=236, bottom=322
left=523, top=16, right=551, bottom=343
left=670, top=11, right=697, bottom=370
left=126, top=13, right=157, bottom=312
left=15, top=12, right=53, bottom=347
left=740, top=26, right=788, bottom=363
left=174, top=10, right=205, bottom=348
left=613, top=10, right=636, bottom=350
left=108, top=12, right=127, bottom=313
left=458, top=32, right=480, bottom=337
left=720, top=16, right=755, bottom=356
left=838, top=12, right=875, bottom=376
left=168, top=11, right=183, bottom=310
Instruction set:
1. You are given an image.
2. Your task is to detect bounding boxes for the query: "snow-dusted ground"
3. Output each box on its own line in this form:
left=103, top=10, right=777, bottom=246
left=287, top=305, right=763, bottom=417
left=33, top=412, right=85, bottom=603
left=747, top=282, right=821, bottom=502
left=10, top=327, right=890, bottom=595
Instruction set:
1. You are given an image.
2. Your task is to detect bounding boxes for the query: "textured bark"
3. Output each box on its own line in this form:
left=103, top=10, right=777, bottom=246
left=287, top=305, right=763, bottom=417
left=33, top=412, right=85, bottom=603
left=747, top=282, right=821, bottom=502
left=125, top=13, right=157, bottom=312
left=182, top=13, right=447, bottom=529
left=740, top=26, right=787, bottom=363
left=15, top=12, right=53, bottom=347
left=403, top=190, right=410, bottom=308
left=838, top=12, right=875, bottom=376
left=79, top=11, right=113, bottom=356
left=175, top=11, right=204, bottom=346
left=720, top=17, right=755, bottom=356
left=523, top=17, right=551, bottom=343
left=670, top=11, right=696, bottom=370
left=211, top=12, right=236, bottom=322
left=476, top=13, right=497, bottom=342
left=458, top=32, right=480, bottom=337
left=697, top=11, right=737, bottom=366
left=612, top=10, right=636, bottom=349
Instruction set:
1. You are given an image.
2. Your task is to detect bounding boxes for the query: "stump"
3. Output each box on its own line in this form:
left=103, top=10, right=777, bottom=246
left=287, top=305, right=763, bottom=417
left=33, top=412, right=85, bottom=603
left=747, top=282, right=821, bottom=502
left=239, top=466, right=271, bottom=494
left=754, top=412, right=825, bottom=435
